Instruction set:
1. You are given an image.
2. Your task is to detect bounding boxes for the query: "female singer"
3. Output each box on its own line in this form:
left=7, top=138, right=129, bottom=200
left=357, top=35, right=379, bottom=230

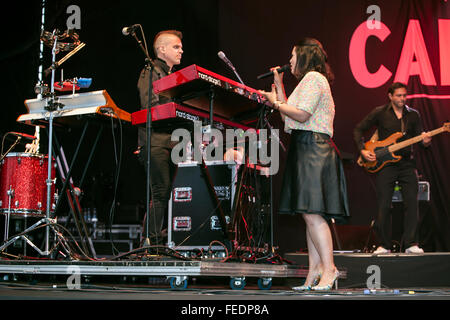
left=260, top=38, right=349, bottom=290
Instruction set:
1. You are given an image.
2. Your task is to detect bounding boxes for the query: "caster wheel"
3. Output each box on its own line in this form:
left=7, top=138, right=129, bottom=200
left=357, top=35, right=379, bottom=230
left=230, top=277, right=246, bottom=290
left=257, top=278, right=272, bottom=290
left=1, top=274, right=17, bottom=282
left=169, top=277, right=188, bottom=290
left=82, top=275, right=91, bottom=284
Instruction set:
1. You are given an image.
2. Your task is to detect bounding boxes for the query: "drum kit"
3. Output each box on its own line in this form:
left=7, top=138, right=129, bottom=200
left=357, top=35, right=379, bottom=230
left=0, top=29, right=86, bottom=258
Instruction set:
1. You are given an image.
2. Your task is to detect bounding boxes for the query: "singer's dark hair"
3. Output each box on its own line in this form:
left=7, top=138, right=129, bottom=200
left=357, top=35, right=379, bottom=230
left=153, top=30, right=183, bottom=55
left=292, top=38, right=334, bottom=83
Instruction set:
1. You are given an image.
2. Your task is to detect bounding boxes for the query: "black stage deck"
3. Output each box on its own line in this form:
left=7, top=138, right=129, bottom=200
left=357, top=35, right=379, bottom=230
left=284, top=251, right=450, bottom=289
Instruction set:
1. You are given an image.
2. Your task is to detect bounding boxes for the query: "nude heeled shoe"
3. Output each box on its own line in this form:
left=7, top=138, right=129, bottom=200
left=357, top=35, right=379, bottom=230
left=292, top=273, right=322, bottom=291
left=311, top=270, right=340, bottom=291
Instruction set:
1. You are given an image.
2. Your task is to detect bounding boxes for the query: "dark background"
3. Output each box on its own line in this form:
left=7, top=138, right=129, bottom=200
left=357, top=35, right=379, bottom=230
left=0, top=0, right=449, bottom=254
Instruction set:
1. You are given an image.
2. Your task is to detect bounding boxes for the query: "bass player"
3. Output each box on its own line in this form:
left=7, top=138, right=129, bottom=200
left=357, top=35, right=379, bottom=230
left=353, top=82, right=431, bottom=254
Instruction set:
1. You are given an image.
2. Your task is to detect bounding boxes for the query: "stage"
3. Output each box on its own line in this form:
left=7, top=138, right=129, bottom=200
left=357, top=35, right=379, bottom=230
left=0, top=283, right=449, bottom=300
left=0, top=252, right=449, bottom=301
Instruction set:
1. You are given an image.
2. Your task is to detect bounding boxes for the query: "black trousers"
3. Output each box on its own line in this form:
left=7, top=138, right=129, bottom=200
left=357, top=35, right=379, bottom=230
left=374, top=161, right=419, bottom=249
left=139, top=145, right=176, bottom=240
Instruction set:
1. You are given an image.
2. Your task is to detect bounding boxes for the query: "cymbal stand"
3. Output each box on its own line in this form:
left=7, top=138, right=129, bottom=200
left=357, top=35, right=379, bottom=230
left=1, top=31, right=61, bottom=256
left=1, top=30, right=93, bottom=257
left=42, top=30, right=60, bottom=255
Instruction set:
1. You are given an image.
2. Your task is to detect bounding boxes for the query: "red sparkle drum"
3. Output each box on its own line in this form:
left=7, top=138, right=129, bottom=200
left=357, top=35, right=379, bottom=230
left=0, top=152, right=56, bottom=217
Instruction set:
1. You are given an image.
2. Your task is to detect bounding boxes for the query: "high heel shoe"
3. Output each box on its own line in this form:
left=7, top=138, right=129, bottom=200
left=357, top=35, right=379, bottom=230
left=311, top=270, right=340, bottom=291
left=292, top=273, right=321, bottom=291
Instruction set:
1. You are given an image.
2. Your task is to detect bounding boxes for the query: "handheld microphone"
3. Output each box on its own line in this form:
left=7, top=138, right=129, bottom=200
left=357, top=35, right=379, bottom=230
left=122, top=24, right=140, bottom=36
left=10, top=132, right=37, bottom=140
left=257, top=64, right=290, bottom=79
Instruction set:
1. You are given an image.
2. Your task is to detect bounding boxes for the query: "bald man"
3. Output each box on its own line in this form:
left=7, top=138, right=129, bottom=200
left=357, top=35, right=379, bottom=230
left=152, top=31, right=183, bottom=67
left=136, top=30, right=184, bottom=246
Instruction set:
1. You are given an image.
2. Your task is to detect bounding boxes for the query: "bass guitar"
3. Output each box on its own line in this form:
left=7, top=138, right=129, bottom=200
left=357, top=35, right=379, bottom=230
left=359, top=122, right=449, bottom=173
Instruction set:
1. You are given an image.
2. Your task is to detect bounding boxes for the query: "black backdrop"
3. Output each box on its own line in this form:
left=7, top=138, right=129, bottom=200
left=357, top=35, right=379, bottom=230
left=1, top=0, right=449, bottom=253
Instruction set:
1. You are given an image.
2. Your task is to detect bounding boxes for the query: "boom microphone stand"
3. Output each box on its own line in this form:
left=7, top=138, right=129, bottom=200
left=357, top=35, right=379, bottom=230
left=129, top=26, right=156, bottom=247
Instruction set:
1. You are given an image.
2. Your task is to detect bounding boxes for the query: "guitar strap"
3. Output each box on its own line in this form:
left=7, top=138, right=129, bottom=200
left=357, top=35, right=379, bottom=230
left=400, top=105, right=410, bottom=135
left=401, top=116, right=406, bottom=134
left=400, top=112, right=414, bottom=156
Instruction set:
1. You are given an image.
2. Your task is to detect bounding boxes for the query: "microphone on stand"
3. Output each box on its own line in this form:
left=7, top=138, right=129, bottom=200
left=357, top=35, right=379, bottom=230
left=217, top=51, right=245, bottom=85
left=122, top=24, right=140, bottom=36
left=257, top=64, right=290, bottom=79
left=9, top=132, right=37, bottom=140
left=218, top=51, right=236, bottom=71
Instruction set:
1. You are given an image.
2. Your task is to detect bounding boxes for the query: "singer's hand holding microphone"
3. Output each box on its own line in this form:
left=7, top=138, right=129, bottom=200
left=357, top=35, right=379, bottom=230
left=256, top=64, right=290, bottom=79
left=258, top=66, right=288, bottom=111
left=271, top=66, right=284, bottom=88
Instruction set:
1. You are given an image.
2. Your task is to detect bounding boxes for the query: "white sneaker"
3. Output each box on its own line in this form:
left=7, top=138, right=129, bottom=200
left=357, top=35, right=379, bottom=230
left=405, top=245, right=424, bottom=254
left=373, top=246, right=391, bottom=254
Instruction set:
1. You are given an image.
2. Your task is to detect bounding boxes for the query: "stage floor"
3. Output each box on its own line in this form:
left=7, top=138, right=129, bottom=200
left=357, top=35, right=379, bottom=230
left=0, top=252, right=449, bottom=301
left=0, top=281, right=449, bottom=300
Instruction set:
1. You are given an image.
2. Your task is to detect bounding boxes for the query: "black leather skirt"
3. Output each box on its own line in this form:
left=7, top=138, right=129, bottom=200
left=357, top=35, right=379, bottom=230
left=278, top=130, right=350, bottom=222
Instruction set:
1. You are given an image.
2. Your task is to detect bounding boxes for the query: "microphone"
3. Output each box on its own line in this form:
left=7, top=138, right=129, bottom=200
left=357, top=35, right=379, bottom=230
left=122, top=24, right=139, bottom=36
left=218, top=51, right=236, bottom=71
left=10, top=132, right=37, bottom=140
left=257, top=64, right=290, bottom=79
left=218, top=51, right=245, bottom=84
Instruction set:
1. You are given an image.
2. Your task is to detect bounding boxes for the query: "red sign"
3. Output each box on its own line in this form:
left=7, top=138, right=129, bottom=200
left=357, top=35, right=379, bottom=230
left=349, top=19, right=450, bottom=90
